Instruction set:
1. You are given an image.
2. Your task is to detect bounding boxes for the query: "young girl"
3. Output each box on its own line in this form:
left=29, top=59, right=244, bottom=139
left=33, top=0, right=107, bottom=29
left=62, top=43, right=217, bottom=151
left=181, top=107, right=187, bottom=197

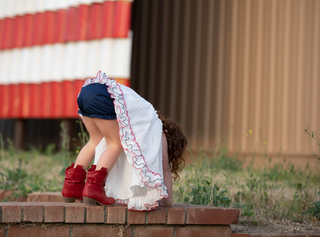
left=62, top=71, right=188, bottom=211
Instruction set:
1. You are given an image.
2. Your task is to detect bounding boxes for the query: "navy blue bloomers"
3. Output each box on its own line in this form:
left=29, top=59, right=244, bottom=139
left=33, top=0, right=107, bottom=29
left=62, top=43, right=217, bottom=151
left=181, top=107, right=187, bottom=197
left=77, top=83, right=117, bottom=120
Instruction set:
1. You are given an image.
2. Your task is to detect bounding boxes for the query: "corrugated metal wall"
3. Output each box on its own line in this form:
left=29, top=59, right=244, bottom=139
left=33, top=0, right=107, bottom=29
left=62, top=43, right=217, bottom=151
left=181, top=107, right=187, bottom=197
left=131, top=0, right=320, bottom=156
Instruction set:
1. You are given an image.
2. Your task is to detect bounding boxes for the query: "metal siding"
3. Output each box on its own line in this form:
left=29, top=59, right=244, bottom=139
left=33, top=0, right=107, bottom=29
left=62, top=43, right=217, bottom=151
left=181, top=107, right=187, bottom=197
left=131, top=0, right=320, bottom=156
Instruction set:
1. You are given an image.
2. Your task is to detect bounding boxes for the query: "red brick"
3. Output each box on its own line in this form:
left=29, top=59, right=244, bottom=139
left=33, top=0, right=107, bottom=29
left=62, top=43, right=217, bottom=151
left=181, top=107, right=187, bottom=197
left=44, top=205, right=64, bottom=223
left=86, top=206, right=105, bottom=223
left=269, top=235, right=287, bottom=237
left=65, top=205, right=85, bottom=223
left=167, top=207, right=185, bottom=225
left=135, top=226, right=174, bottom=237
left=0, top=225, right=6, bottom=237
left=232, top=234, right=251, bottom=237
left=186, top=207, right=239, bottom=225
left=251, top=235, right=269, bottom=237
left=27, top=193, right=39, bottom=202
left=23, top=205, right=43, bottom=222
left=8, top=225, right=69, bottom=237
left=2, top=205, right=21, bottom=223
left=107, top=206, right=126, bottom=224
left=147, top=207, right=166, bottom=224
left=48, top=194, right=64, bottom=202
left=127, top=210, right=145, bottom=224
left=308, top=235, right=320, bottom=237
left=37, top=194, right=50, bottom=202
left=176, top=226, right=231, bottom=237
left=73, top=225, right=132, bottom=237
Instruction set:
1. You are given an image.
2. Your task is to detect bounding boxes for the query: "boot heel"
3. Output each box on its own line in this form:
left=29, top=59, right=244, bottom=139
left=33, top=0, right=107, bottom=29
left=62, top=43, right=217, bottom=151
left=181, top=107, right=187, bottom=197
left=63, top=196, right=76, bottom=203
left=83, top=197, right=97, bottom=205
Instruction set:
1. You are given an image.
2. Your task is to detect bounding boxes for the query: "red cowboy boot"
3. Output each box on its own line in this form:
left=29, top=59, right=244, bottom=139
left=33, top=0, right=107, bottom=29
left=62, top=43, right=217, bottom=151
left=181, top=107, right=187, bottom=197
left=83, top=165, right=115, bottom=206
left=62, top=163, right=87, bottom=202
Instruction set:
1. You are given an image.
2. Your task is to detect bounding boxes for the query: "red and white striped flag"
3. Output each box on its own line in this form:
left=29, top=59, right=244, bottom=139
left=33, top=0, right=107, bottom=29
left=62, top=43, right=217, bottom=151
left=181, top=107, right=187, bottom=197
left=0, top=0, right=132, bottom=118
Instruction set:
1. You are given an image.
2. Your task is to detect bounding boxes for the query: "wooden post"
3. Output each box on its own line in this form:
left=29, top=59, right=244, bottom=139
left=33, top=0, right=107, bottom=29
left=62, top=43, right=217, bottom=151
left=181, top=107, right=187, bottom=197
left=13, top=119, right=25, bottom=149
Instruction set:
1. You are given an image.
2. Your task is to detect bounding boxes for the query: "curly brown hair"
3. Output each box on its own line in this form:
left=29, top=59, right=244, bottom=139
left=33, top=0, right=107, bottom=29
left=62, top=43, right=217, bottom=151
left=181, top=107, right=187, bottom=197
left=158, top=112, right=188, bottom=181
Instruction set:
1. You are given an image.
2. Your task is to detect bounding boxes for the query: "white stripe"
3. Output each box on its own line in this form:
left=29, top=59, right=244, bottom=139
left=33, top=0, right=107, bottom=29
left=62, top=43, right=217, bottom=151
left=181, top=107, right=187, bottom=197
left=51, top=44, right=65, bottom=82
left=78, top=0, right=95, bottom=5
left=19, top=48, right=32, bottom=83
left=41, top=45, right=54, bottom=82
left=0, top=39, right=131, bottom=85
left=98, top=39, right=114, bottom=77
left=62, top=42, right=77, bottom=80
left=74, top=41, right=88, bottom=79
left=29, top=46, right=42, bottom=83
left=86, top=40, right=101, bottom=78
left=0, top=50, right=9, bottom=84
left=34, top=0, right=46, bottom=13
left=56, top=0, right=70, bottom=10
left=24, top=0, right=38, bottom=15
left=4, top=0, right=16, bottom=18
left=15, top=0, right=26, bottom=16
left=9, top=49, right=21, bottom=83
left=45, top=0, right=60, bottom=12
left=0, top=0, right=5, bottom=18
left=111, top=38, right=131, bottom=78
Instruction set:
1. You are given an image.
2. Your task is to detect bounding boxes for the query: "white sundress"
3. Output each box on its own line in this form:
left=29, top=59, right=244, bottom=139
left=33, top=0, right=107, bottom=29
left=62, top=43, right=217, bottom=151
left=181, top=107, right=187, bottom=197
left=81, top=70, right=168, bottom=211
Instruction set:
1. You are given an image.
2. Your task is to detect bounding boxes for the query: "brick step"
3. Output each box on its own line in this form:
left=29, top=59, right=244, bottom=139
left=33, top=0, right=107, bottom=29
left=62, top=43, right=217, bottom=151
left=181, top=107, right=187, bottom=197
left=232, top=234, right=320, bottom=237
left=0, top=202, right=239, bottom=237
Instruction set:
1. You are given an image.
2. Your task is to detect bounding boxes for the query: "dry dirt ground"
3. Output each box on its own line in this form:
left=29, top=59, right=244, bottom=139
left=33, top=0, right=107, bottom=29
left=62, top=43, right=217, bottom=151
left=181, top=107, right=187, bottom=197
left=231, top=219, right=320, bottom=235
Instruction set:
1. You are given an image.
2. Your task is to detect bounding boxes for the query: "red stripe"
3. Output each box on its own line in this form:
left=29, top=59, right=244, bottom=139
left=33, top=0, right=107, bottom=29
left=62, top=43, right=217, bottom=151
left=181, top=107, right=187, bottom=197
left=62, top=81, right=75, bottom=118
left=22, top=14, right=34, bottom=47
left=12, top=16, right=24, bottom=48
left=88, top=3, right=103, bottom=39
left=0, top=2, right=132, bottom=50
left=76, top=5, right=90, bottom=41
left=0, top=19, right=3, bottom=50
left=8, top=84, right=20, bottom=118
left=32, top=13, right=45, bottom=46
left=0, top=79, right=130, bottom=119
left=29, top=83, right=41, bottom=118
left=54, top=9, right=67, bottom=43
left=51, top=82, right=63, bottom=118
left=39, top=82, right=52, bottom=118
left=2, top=18, right=14, bottom=49
left=1, top=85, right=10, bottom=117
left=102, top=1, right=114, bottom=38
left=65, top=7, right=77, bottom=42
left=19, top=84, right=30, bottom=118
left=113, top=1, right=131, bottom=38
left=44, top=11, right=56, bottom=45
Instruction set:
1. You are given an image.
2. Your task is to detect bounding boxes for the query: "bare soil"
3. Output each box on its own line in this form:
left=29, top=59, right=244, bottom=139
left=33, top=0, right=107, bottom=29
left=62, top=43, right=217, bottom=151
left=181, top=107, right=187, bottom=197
left=231, top=218, right=320, bottom=235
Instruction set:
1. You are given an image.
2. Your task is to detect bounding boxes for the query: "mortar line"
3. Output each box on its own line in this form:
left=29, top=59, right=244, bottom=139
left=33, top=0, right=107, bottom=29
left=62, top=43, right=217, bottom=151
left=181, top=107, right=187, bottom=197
left=42, top=205, right=44, bottom=222
left=84, top=207, right=87, bottom=223
left=165, top=208, right=168, bottom=224
left=145, top=211, right=148, bottom=224
left=4, top=225, right=9, bottom=237
left=104, top=206, right=107, bottom=224
left=173, top=227, right=177, bottom=237
left=132, top=226, right=135, bottom=237
left=21, top=206, right=24, bottom=223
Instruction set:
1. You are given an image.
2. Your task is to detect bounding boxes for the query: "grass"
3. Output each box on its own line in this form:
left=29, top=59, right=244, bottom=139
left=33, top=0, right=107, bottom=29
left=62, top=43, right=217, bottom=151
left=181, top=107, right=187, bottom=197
left=0, top=126, right=319, bottom=227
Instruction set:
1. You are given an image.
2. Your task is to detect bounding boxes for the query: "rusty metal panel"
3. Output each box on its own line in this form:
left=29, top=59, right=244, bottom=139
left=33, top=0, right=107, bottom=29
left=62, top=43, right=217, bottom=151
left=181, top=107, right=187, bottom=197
left=131, top=0, right=320, bottom=157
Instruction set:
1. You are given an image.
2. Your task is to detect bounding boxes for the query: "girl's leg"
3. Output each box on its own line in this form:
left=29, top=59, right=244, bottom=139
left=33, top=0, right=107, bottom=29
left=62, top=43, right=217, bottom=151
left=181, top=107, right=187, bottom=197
left=92, top=118, right=122, bottom=171
left=74, top=116, right=103, bottom=170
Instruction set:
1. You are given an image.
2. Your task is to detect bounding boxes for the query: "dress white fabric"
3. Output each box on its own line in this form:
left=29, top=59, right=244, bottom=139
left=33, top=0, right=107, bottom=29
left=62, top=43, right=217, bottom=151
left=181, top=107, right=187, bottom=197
left=81, top=70, right=168, bottom=211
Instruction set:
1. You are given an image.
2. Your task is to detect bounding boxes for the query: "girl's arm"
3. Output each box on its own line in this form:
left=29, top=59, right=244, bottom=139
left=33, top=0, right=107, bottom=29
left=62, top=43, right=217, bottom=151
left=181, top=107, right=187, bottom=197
left=159, top=132, right=173, bottom=207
